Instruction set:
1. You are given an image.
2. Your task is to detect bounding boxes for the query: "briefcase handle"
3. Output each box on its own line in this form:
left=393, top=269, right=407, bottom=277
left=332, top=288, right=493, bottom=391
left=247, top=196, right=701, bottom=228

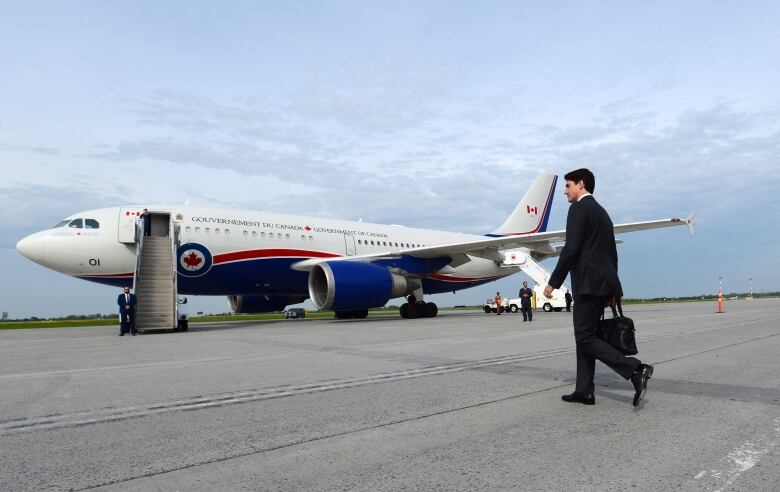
left=603, top=297, right=625, bottom=319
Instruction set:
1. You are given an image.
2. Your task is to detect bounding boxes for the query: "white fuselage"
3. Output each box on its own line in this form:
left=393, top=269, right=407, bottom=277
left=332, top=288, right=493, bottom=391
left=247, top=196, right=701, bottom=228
left=16, top=205, right=517, bottom=299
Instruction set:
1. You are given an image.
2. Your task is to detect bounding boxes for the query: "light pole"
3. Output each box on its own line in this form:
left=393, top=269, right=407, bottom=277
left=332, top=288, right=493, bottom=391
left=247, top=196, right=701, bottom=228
left=749, top=277, right=753, bottom=300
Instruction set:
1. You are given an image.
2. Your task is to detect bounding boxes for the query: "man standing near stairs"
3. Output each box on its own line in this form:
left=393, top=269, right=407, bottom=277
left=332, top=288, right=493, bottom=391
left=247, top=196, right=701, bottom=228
left=117, top=286, right=137, bottom=336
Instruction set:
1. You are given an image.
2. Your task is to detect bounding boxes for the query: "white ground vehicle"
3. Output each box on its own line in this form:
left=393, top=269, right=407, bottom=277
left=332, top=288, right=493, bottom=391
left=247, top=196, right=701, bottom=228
left=483, top=297, right=523, bottom=314
left=533, top=286, right=570, bottom=312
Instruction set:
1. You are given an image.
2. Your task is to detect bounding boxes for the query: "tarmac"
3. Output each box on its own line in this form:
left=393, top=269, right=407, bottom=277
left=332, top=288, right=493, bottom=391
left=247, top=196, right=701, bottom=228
left=1, top=299, right=778, bottom=491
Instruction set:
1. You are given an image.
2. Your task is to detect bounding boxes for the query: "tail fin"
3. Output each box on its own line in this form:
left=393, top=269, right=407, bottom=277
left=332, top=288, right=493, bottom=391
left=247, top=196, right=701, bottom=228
left=488, top=172, right=558, bottom=236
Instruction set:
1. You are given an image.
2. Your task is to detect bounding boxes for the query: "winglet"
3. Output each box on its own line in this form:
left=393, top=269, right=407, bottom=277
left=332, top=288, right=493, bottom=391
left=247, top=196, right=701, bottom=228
left=686, top=211, right=696, bottom=235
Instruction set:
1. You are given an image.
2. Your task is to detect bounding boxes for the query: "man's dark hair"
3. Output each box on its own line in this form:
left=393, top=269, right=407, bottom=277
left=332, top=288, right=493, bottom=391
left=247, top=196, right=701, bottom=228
left=564, top=168, right=595, bottom=193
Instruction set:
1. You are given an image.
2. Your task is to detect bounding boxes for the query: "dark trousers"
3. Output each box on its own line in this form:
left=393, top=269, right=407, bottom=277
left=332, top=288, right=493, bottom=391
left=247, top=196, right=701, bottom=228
left=572, top=295, right=640, bottom=395
left=566, top=301, right=572, bottom=312
left=120, top=314, right=136, bottom=334
left=521, top=304, right=532, bottom=321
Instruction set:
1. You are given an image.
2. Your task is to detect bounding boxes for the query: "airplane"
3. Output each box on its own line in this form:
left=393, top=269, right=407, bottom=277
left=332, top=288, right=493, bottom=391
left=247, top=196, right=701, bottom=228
left=15, top=172, right=693, bottom=321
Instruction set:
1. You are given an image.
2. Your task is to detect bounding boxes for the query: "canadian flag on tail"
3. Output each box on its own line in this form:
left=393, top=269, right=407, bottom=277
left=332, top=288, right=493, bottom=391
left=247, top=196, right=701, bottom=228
left=526, top=205, right=538, bottom=216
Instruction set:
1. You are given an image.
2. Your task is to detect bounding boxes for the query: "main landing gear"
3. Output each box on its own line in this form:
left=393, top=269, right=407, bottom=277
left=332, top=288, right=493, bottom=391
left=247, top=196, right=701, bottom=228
left=399, top=294, right=438, bottom=319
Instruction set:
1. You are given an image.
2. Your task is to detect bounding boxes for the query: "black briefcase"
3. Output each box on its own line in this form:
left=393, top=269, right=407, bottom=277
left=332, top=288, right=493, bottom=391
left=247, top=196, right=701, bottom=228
left=596, top=300, right=638, bottom=356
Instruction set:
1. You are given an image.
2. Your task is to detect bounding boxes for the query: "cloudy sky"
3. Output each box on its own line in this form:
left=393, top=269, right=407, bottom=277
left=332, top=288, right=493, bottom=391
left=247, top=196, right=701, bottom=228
left=2, top=1, right=778, bottom=318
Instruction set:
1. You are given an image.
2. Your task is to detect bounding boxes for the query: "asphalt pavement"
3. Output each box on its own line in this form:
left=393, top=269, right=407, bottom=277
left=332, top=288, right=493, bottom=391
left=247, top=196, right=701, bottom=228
left=1, top=299, right=778, bottom=491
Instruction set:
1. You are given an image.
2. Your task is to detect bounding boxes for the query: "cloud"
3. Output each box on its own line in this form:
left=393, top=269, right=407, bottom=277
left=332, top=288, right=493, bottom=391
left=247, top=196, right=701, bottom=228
left=0, top=142, right=61, bottom=156
left=0, top=182, right=129, bottom=248
left=80, top=89, right=779, bottom=242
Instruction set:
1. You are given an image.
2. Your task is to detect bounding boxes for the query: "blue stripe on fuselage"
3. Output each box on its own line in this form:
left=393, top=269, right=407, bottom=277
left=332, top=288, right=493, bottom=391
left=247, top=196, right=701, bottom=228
left=79, top=257, right=498, bottom=297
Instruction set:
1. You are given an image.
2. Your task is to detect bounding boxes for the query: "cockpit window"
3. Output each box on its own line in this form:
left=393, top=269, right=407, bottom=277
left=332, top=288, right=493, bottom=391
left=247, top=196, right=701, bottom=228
left=53, top=220, right=70, bottom=228
left=68, top=219, right=83, bottom=228
left=84, top=219, right=99, bottom=229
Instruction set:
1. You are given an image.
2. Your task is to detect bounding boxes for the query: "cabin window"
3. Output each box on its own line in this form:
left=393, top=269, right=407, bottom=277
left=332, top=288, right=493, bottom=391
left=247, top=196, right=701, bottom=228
left=84, top=219, right=100, bottom=229
left=195, top=227, right=201, bottom=233
left=309, top=236, right=313, bottom=241
left=215, top=228, right=221, bottom=235
left=205, top=228, right=211, bottom=234
left=285, top=234, right=290, bottom=240
left=225, top=229, right=231, bottom=236
left=68, top=219, right=83, bottom=228
left=261, top=232, right=266, bottom=238
left=269, top=233, right=274, bottom=239
left=301, top=235, right=306, bottom=241
left=243, top=231, right=248, bottom=237
left=185, top=226, right=192, bottom=233
left=252, top=231, right=257, bottom=237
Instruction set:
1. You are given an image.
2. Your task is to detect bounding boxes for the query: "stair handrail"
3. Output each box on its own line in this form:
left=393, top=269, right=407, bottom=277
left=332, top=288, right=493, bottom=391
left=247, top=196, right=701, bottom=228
left=172, top=218, right=180, bottom=329
left=132, top=217, right=145, bottom=293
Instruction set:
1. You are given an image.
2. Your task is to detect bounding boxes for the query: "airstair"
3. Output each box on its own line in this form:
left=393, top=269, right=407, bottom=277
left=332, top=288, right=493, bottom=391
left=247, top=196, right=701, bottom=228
left=132, top=213, right=179, bottom=332
left=501, top=249, right=571, bottom=292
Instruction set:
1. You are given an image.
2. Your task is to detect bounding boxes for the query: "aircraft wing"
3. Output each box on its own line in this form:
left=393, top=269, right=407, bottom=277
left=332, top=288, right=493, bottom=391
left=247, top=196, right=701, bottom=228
left=292, top=215, right=692, bottom=271
left=403, top=216, right=691, bottom=261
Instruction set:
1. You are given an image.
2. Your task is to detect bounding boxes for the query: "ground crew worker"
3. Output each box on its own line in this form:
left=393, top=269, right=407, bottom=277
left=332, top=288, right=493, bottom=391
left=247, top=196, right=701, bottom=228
left=495, top=292, right=503, bottom=315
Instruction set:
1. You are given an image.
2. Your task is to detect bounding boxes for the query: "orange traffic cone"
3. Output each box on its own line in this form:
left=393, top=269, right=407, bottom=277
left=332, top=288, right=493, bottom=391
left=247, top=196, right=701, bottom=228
left=716, top=289, right=725, bottom=313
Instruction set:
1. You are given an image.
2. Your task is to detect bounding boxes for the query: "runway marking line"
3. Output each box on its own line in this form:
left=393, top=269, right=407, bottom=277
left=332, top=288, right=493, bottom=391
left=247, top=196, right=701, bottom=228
left=691, top=416, right=780, bottom=491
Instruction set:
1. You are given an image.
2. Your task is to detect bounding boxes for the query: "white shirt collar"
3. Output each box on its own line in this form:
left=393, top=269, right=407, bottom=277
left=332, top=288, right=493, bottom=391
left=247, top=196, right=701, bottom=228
left=577, top=192, right=592, bottom=201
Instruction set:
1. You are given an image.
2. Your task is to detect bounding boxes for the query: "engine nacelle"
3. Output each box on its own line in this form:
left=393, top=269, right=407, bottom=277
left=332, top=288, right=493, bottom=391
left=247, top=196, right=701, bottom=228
left=228, top=295, right=302, bottom=314
left=308, top=261, right=414, bottom=311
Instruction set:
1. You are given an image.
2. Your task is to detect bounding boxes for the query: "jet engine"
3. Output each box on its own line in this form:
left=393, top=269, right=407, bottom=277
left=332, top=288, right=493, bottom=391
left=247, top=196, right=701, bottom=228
left=308, top=261, right=414, bottom=311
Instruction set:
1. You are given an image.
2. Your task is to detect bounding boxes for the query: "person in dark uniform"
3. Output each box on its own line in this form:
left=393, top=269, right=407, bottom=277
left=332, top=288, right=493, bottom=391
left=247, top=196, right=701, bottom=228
left=140, top=208, right=151, bottom=237
left=519, top=281, right=533, bottom=321
left=565, top=289, right=573, bottom=312
left=544, top=168, right=653, bottom=407
left=117, top=286, right=137, bottom=336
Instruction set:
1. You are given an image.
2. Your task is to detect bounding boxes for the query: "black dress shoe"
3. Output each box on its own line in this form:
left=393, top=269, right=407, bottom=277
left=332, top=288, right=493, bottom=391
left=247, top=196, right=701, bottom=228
left=118, top=334, right=124, bottom=336
left=631, top=364, right=654, bottom=407
left=561, top=393, right=595, bottom=405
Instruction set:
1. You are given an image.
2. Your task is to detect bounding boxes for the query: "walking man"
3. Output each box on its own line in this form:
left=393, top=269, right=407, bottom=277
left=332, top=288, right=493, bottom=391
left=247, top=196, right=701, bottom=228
left=543, top=168, right=653, bottom=407
left=117, top=286, right=138, bottom=336
left=494, top=291, right=503, bottom=315
left=565, top=289, right=573, bottom=312
left=519, top=281, right=533, bottom=321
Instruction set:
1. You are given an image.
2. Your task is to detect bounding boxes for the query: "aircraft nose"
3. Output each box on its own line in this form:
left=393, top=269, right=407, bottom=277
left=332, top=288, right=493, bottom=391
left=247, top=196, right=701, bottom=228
left=16, top=233, right=46, bottom=266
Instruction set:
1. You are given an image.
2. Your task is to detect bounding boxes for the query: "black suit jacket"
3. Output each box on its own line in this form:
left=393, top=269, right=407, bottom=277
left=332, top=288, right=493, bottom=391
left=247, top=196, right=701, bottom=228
left=518, top=287, right=533, bottom=306
left=548, top=195, right=623, bottom=297
left=117, top=293, right=137, bottom=316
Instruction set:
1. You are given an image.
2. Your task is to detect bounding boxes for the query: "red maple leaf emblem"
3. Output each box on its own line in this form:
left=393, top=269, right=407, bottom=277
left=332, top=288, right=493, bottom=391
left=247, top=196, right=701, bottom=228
left=304, top=226, right=311, bottom=231
left=182, top=252, right=203, bottom=268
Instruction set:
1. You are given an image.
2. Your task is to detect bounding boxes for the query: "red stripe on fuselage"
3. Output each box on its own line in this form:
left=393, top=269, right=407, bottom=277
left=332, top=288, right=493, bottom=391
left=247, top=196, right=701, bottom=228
left=213, top=248, right=340, bottom=264
left=428, top=273, right=502, bottom=282
left=80, top=272, right=134, bottom=278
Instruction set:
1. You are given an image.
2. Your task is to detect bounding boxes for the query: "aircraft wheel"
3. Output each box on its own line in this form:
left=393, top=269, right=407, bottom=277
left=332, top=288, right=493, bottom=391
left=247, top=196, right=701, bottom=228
left=483, top=306, right=491, bottom=314
left=510, top=305, right=519, bottom=313
left=543, top=303, right=553, bottom=312
left=354, top=309, right=369, bottom=319
left=400, top=303, right=411, bottom=319
left=424, top=302, right=438, bottom=318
